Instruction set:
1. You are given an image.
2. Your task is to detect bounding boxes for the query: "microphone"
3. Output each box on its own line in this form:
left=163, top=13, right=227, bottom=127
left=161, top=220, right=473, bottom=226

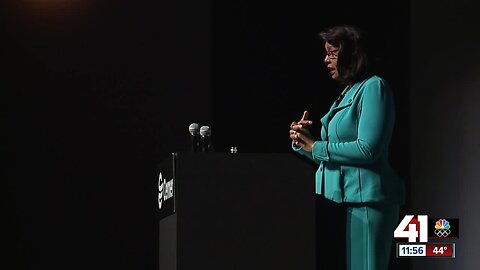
left=189, top=123, right=200, bottom=152
left=199, top=125, right=212, bottom=152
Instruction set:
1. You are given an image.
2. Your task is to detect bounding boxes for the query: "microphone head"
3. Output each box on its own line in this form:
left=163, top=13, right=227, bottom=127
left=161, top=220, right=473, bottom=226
left=189, top=123, right=200, bottom=135
left=199, top=125, right=211, bottom=137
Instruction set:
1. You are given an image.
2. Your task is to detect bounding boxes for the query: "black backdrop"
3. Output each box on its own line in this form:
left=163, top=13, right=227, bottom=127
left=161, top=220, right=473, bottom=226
left=2, top=1, right=409, bottom=269
left=212, top=1, right=410, bottom=157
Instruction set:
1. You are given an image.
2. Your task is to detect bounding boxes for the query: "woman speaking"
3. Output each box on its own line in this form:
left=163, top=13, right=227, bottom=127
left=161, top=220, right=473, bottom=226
left=289, top=25, right=405, bottom=270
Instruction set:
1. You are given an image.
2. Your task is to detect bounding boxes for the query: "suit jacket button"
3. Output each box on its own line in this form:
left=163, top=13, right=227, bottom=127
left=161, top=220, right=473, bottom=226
left=348, top=99, right=352, bottom=103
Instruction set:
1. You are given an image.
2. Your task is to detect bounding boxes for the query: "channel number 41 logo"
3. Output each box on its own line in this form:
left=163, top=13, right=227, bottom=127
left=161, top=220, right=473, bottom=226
left=394, top=215, right=428, bottom=243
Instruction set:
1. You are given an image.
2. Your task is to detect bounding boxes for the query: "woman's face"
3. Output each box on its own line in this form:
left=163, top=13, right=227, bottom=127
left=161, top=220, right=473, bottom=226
left=324, top=42, right=340, bottom=81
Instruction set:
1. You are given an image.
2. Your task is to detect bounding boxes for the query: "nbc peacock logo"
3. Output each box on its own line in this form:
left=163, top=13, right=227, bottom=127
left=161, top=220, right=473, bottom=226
left=434, top=219, right=451, bottom=237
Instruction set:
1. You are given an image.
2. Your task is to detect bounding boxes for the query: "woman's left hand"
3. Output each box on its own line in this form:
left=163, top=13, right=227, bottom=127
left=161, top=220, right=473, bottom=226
left=290, top=111, right=315, bottom=152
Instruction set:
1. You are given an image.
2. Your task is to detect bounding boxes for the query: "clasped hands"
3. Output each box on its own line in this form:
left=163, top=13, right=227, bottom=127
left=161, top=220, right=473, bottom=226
left=290, top=110, right=315, bottom=152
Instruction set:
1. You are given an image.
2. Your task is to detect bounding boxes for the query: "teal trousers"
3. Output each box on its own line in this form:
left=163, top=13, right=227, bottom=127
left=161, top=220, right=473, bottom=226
left=346, top=203, right=400, bottom=270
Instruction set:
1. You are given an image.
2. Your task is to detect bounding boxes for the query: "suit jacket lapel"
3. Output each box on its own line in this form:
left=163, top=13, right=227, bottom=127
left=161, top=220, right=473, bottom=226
left=320, top=76, right=371, bottom=135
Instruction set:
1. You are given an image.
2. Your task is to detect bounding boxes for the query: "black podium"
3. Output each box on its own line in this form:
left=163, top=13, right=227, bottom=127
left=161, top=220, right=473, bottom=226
left=158, top=152, right=317, bottom=270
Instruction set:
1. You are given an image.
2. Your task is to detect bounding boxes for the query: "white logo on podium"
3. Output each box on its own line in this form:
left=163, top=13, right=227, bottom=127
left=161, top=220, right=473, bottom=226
left=158, top=172, right=174, bottom=210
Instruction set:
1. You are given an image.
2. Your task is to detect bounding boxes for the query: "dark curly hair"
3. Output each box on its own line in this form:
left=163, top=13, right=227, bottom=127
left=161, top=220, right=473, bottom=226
left=319, top=25, right=370, bottom=85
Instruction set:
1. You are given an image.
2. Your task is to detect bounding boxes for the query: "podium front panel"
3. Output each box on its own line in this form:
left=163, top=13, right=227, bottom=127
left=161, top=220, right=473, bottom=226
left=159, top=152, right=316, bottom=270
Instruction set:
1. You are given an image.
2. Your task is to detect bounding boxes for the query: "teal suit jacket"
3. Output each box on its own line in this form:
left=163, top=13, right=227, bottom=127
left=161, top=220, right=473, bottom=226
left=293, top=75, right=405, bottom=204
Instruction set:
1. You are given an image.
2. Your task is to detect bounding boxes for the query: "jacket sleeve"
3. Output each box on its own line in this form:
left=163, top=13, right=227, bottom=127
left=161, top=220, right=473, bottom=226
left=309, top=79, right=395, bottom=164
left=291, top=141, right=321, bottom=164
